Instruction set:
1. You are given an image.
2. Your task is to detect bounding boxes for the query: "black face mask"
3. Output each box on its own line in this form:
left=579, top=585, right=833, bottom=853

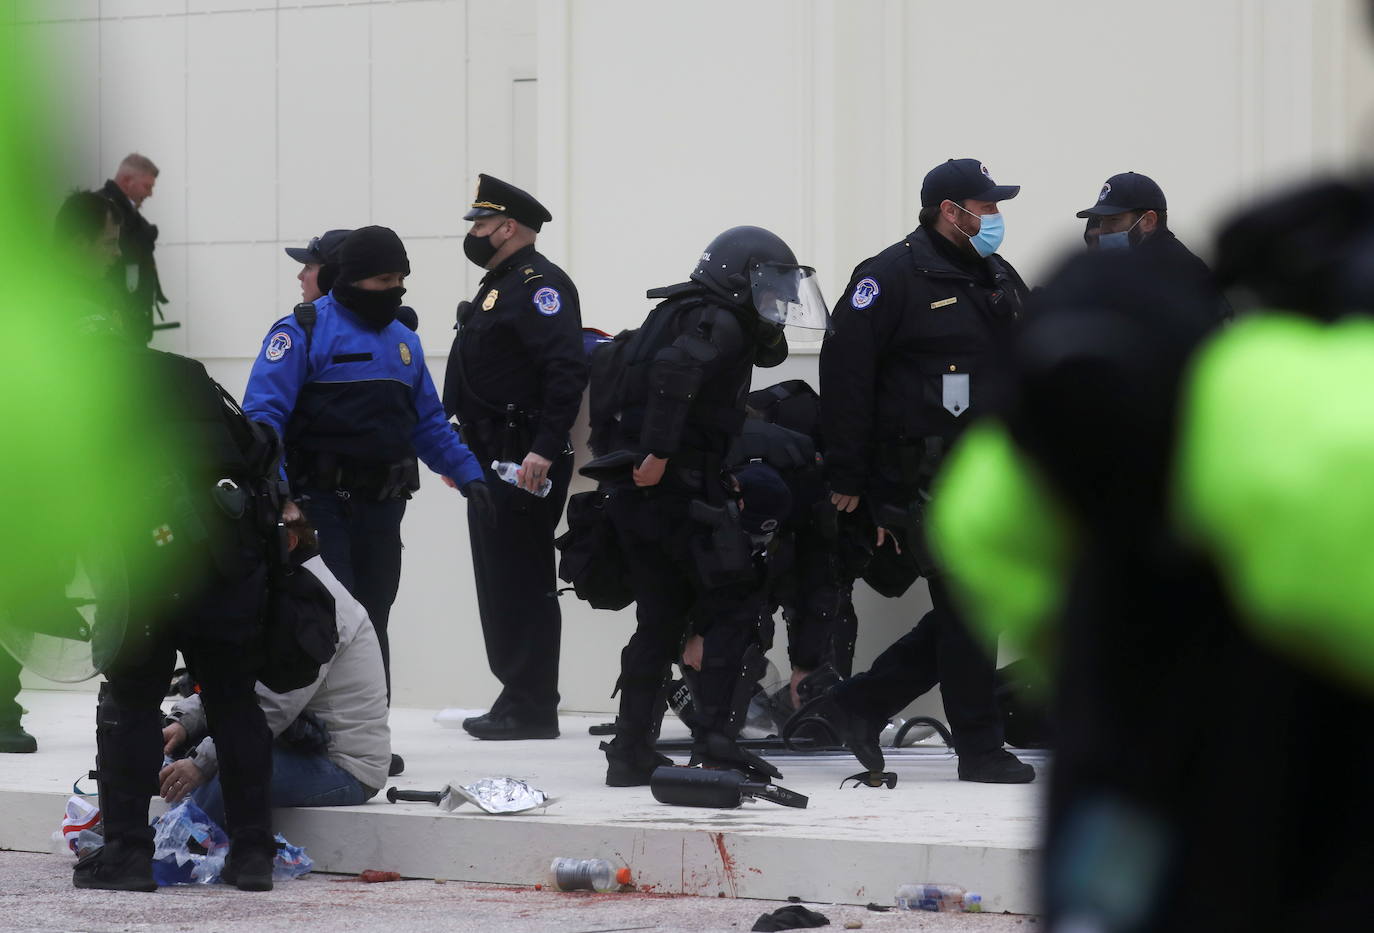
left=334, top=283, right=406, bottom=330
left=463, top=231, right=499, bottom=268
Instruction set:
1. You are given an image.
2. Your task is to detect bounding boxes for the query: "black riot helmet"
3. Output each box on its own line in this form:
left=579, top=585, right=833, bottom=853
left=690, top=225, right=830, bottom=335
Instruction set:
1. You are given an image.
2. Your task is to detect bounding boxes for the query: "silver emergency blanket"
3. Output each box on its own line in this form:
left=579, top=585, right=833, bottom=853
left=440, top=777, right=549, bottom=814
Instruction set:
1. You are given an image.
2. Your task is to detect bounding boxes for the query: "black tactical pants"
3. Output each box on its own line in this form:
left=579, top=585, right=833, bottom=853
left=466, top=451, right=572, bottom=724
left=98, top=619, right=271, bottom=854
left=304, top=490, right=406, bottom=700
left=608, top=488, right=762, bottom=741
left=833, top=576, right=1004, bottom=755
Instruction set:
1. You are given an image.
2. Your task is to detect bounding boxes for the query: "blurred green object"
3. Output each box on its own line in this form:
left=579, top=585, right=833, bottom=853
left=1174, top=313, right=1374, bottom=693
left=0, top=26, right=170, bottom=680
left=927, top=419, right=1075, bottom=685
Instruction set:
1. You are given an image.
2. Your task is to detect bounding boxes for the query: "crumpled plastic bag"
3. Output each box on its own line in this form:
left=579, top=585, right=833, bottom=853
left=439, top=777, right=549, bottom=814
left=55, top=795, right=103, bottom=856
left=150, top=799, right=313, bottom=885
left=152, top=799, right=230, bottom=885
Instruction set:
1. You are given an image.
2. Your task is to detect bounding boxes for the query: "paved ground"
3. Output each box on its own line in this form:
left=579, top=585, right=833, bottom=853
left=0, top=850, right=1038, bottom=933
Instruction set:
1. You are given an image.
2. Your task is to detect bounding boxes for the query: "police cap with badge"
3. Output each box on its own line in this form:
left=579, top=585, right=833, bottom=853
left=463, top=174, right=553, bottom=231
left=1076, top=172, right=1167, bottom=218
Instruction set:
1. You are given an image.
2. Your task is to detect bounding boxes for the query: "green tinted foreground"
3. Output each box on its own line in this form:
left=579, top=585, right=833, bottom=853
left=0, top=28, right=177, bottom=680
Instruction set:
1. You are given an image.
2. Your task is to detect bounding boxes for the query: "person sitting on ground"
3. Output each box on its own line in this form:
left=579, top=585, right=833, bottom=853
left=159, top=502, right=391, bottom=823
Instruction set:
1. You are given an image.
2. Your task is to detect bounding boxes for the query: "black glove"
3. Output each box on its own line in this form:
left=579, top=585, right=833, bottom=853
left=462, top=479, right=497, bottom=527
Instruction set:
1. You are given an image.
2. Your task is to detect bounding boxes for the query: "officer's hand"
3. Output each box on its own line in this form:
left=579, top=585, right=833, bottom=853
left=876, top=526, right=902, bottom=554
left=518, top=452, right=553, bottom=494
left=441, top=475, right=458, bottom=489
left=159, top=758, right=206, bottom=803
left=463, top=479, right=498, bottom=527
left=681, top=634, right=704, bottom=670
left=162, top=721, right=188, bottom=756
left=789, top=667, right=810, bottom=711
left=831, top=492, right=861, bottom=513
left=634, top=454, right=668, bottom=487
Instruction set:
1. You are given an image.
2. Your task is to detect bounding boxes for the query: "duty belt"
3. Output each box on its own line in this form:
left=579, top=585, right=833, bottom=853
left=290, top=450, right=419, bottom=501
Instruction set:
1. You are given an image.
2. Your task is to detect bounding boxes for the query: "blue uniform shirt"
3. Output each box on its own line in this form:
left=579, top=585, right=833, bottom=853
left=243, top=292, right=483, bottom=488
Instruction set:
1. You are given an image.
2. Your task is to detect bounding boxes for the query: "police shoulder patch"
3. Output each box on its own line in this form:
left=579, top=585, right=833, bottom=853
left=399, top=342, right=412, bottom=366
left=533, top=286, right=562, bottom=316
left=265, top=331, right=292, bottom=362
left=851, top=277, right=881, bottom=310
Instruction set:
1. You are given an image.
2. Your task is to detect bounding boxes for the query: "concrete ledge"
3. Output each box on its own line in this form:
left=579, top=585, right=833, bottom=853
left=2, top=690, right=1045, bottom=913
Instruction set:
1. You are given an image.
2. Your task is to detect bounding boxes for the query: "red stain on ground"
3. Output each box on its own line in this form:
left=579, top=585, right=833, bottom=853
left=711, top=832, right=739, bottom=898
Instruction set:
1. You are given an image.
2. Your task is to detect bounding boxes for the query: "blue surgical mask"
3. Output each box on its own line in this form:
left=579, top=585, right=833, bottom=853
left=957, top=204, right=1005, bottom=258
left=1097, top=214, right=1145, bottom=251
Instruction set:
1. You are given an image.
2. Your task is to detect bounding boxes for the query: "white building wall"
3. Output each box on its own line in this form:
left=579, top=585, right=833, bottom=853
left=18, top=0, right=1374, bottom=714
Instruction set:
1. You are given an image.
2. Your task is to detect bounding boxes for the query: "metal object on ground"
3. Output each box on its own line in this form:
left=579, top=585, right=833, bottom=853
left=649, top=766, right=808, bottom=809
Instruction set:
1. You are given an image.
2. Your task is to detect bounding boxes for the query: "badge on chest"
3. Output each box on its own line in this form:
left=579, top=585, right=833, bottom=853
left=482, top=289, right=499, bottom=311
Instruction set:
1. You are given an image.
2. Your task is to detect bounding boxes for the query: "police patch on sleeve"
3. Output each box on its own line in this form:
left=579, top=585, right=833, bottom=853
left=850, top=277, right=881, bottom=310
left=533, top=286, right=562, bottom=316
left=265, top=331, right=292, bottom=362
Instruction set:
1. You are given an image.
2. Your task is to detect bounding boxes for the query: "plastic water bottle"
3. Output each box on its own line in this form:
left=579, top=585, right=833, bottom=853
left=895, top=883, right=982, bottom=912
left=548, top=857, right=631, bottom=892
left=491, top=460, right=552, bottom=497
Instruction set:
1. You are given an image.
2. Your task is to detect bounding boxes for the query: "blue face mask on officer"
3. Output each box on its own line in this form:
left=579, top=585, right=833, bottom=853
left=1097, top=213, right=1147, bottom=251
left=954, top=203, right=1005, bottom=258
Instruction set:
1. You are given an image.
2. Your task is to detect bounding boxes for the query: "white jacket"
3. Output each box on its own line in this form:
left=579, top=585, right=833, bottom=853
left=171, top=554, right=391, bottom=794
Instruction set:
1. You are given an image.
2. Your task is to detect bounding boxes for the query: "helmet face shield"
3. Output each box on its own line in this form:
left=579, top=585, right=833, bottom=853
left=750, top=263, right=831, bottom=336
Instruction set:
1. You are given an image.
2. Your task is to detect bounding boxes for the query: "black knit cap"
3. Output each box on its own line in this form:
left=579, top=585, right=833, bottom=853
left=337, top=225, right=410, bottom=285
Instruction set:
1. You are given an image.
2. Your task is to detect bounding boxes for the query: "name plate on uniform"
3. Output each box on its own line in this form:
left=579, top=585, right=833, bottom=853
left=943, top=372, right=969, bottom=417
left=930, top=297, right=957, bottom=309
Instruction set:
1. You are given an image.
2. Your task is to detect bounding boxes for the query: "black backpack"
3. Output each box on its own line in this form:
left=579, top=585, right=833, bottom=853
left=132, top=351, right=337, bottom=691
left=586, top=286, right=707, bottom=457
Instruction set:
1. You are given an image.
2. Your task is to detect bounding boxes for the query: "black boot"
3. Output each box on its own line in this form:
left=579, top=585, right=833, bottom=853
left=603, top=670, right=674, bottom=787
left=686, top=643, right=783, bottom=781
left=602, top=737, right=674, bottom=787
left=221, top=832, right=276, bottom=892
left=958, top=747, right=1036, bottom=784
left=829, top=688, right=887, bottom=774
left=690, top=730, right=782, bottom=782
left=75, top=684, right=161, bottom=892
left=0, top=719, right=36, bottom=753
left=73, top=838, right=157, bottom=892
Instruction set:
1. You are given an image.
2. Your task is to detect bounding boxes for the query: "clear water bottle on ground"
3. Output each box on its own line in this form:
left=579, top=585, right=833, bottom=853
left=895, top=883, right=982, bottom=912
left=548, top=857, right=632, bottom=892
left=491, top=460, right=552, bottom=497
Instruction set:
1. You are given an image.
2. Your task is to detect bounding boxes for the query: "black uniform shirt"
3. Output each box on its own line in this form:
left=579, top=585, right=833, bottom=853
left=819, top=224, right=1029, bottom=497
left=101, top=179, right=166, bottom=343
left=444, top=243, right=588, bottom=461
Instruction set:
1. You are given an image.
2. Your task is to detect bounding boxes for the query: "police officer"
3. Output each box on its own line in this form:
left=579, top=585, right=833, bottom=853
left=285, top=228, right=351, bottom=304
left=1077, top=171, right=1231, bottom=321
left=99, top=153, right=166, bottom=344
left=598, top=225, right=829, bottom=786
left=243, top=226, right=488, bottom=704
left=443, top=175, right=587, bottom=740
left=73, top=343, right=288, bottom=893
left=820, top=157, right=1035, bottom=783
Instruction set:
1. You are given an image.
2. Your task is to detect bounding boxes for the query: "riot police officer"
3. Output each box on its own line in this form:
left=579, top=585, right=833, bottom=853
left=443, top=175, right=587, bottom=740
left=597, top=225, right=829, bottom=785
left=243, top=226, right=488, bottom=702
left=820, top=158, right=1035, bottom=783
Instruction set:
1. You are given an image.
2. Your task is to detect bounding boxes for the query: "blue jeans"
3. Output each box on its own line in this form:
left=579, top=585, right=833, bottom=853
left=193, top=746, right=371, bottom=827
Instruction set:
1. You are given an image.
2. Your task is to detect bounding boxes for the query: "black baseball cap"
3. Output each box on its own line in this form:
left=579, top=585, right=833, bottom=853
left=1076, top=172, right=1167, bottom=218
left=920, top=158, right=1021, bottom=208
left=284, top=228, right=352, bottom=265
left=463, top=173, right=553, bottom=231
